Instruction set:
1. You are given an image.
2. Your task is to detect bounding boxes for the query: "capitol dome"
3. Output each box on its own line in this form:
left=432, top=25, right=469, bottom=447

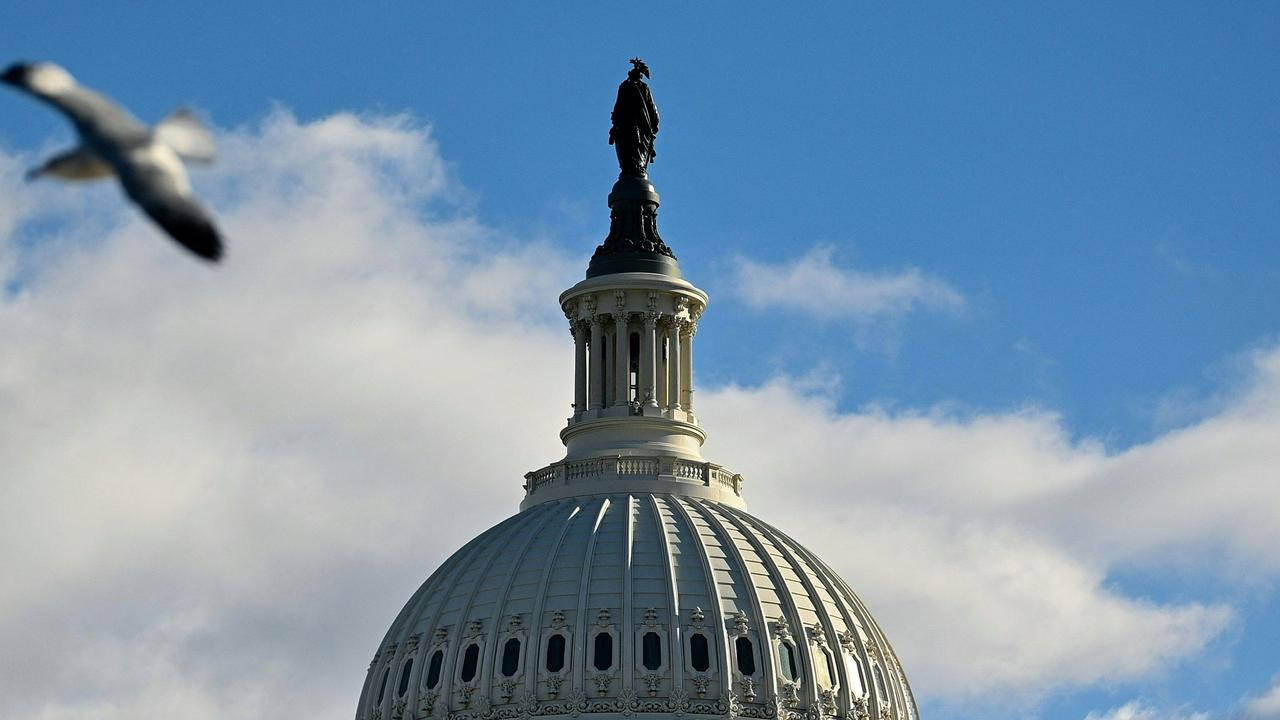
left=357, top=64, right=917, bottom=720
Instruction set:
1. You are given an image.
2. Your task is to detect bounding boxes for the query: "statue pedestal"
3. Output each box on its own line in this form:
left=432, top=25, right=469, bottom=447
left=588, top=175, right=680, bottom=278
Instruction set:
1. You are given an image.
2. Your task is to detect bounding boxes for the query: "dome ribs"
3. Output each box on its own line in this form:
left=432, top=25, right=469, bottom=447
left=571, top=498, right=613, bottom=694
left=478, top=500, right=562, bottom=708
left=363, top=511, right=529, bottom=720
left=652, top=494, right=730, bottom=703
left=694, top=500, right=813, bottom=712
left=363, top=494, right=916, bottom=720
left=523, top=502, right=584, bottom=702
left=644, top=494, right=683, bottom=696
left=758, top=515, right=917, bottom=719
left=668, top=495, right=779, bottom=710
left=724, top=506, right=861, bottom=718
left=443, top=518, right=526, bottom=707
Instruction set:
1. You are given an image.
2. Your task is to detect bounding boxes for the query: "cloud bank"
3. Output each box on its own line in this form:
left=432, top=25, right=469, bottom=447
left=727, top=245, right=963, bottom=321
left=0, top=110, right=1274, bottom=720
left=1245, top=675, right=1280, bottom=720
left=1083, top=701, right=1209, bottom=720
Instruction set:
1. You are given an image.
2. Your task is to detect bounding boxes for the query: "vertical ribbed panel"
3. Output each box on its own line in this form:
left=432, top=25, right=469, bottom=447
left=360, top=493, right=914, bottom=720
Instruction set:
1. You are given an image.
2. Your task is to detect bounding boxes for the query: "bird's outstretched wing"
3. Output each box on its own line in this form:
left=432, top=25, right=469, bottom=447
left=116, top=145, right=223, bottom=262
left=154, top=108, right=216, bottom=163
left=27, top=145, right=114, bottom=181
left=136, top=192, right=224, bottom=261
left=1, top=63, right=149, bottom=144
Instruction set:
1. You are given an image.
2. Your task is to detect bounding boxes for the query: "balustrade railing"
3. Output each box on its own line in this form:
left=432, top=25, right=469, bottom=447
left=523, top=456, right=744, bottom=499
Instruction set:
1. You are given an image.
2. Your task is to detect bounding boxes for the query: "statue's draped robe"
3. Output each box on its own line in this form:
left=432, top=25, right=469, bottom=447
left=610, top=77, right=659, bottom=176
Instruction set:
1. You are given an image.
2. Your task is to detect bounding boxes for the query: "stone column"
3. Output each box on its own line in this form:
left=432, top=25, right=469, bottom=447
left=573, top=321, right=587, bottom=418
left=588, top=316, right=604, bottom=411
left=641, top=313, right=658, bottom=407
left=681, top=321, right=696, bottom=413
left=666, top=319, right=682, bottom=412
left=614, top=312, right=630, bottom=406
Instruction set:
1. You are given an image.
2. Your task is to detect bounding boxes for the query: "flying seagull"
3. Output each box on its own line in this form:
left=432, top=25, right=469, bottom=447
left=1, top=61, right=223, bottom=262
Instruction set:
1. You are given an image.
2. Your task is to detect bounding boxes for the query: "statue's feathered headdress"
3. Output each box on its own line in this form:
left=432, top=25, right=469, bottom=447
left=629, top=57, right=650, bottom=78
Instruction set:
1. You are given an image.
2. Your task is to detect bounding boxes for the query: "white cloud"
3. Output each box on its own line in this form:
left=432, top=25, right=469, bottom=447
left=697, top=378, right=1254, bottom=704
left=0, top=108, right=1274, bottom=720
left=1245, top=675, right=1280, bottom=719
left=726, top=244, right=963, bottom=320
left=697, top=344, right=1280, bottom=705
left=0, top=110, right=575, bottom=720
left=1083, top=700, right=1209, bottom=720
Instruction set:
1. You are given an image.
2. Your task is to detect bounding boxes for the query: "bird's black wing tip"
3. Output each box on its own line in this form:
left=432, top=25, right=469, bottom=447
left=153, top=210, right=224, bottom=263
left=1, top=62, right=31, bottom=86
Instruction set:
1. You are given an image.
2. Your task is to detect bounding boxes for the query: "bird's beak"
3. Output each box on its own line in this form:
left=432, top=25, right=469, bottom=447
left=24, top=167, right=41, bottom=182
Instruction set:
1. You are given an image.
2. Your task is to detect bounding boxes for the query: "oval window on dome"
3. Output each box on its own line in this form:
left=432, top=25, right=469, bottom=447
left=397, top=658, right=414, bottom=697
left=501, top=638, right=521, bottom=677
left=593, top=632, right=614, bottom=671
left=735, top=636, right=756, bottom=676
left=545, top=634, right=566, bottom=673
left=777, top=641, right=800, bottom=683
left=690, top=633, right=710, bottom=672
left=460, top=643, right=480, bottom=682
left=642, top=631, right=662, bottom=671
left=375, top=666, right=390, bottom=704
left=424, top=649, right=444, bottom=689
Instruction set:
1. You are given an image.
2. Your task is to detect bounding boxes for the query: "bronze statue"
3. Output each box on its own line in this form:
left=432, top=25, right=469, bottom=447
left=609, top=58, right=659, bottom=177
left=588, top=58, right=677, bottom=277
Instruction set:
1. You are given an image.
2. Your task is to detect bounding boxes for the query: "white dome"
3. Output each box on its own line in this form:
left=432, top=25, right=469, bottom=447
left=358, top=493, right=917, bottom=720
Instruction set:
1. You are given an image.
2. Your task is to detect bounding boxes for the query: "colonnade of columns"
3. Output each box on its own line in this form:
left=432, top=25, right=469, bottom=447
left=570, top=311, right=697, bottom=421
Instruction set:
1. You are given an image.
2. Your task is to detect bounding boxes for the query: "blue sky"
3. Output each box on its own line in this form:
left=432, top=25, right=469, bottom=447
left=2, top=4, right=1278, bottom=720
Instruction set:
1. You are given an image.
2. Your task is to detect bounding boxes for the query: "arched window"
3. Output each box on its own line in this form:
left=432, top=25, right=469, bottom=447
left=814, top=647, right=835, bottom=688
left=735, top=636, right=756, bottom=676
left=501, top=638, right=521, bottom=677
left=845, top=655, right=866, bottom=697
left=628, top=332, right=641, bottom=403
left=874, top=664, right=890, bottom=703
left=777, top=641, right=800, bottom=682
left=460, top=643, right=480, bottom=682
left=601, top=343, right=610, bottom=406
left=690, top=633, right=710, bottom=672
left=424, top=650, right=444, bottom=689
left=397, top=658, right=414, bottom=697
left=375, top=666, right=390, bottom=704
left=593, top=632, right=614, bottom=671
left=545, top=634, right=566, bottom=673
left=642, top=631, right=662, bottom=671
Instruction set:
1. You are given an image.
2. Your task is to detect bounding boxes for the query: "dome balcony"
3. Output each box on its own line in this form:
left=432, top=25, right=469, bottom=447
left=522, top=455, right=746, bottom=510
